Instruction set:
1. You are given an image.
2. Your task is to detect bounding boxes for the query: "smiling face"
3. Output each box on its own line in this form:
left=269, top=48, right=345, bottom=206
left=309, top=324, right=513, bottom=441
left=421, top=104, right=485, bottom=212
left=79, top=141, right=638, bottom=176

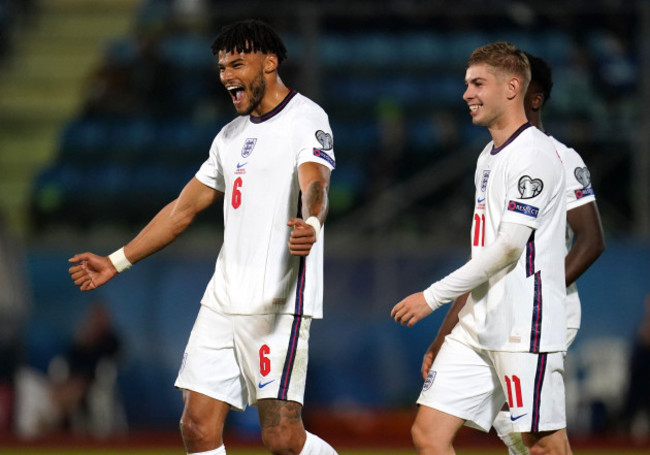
left=463, top=63, right=512, bottom=128
left=218, top=49, right=268, bottom=116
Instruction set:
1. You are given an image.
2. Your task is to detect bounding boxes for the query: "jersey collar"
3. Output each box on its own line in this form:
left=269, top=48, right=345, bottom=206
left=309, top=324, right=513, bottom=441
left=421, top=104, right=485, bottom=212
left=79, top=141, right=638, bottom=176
left=491, top=122, right=533, bottom=155
left=249, top=89, right=298, bottom=124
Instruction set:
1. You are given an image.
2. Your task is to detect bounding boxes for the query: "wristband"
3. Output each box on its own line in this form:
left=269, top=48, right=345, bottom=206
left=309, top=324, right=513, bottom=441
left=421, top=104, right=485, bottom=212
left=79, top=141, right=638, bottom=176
left=108, top=247, right=132, bottom=273
left=305, top=216, right=321, bottom=242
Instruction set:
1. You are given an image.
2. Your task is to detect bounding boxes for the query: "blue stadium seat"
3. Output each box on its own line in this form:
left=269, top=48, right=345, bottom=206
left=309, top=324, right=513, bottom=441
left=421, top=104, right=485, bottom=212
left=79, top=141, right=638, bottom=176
left=58, top=119, right=112, bottom=163
left=160, top=34, right=214, bottom=71
left=540, top=31, right=573, bottom=65
left=103, top=36, right=137, bottom=66
left=400, top=33, right=447, bottom=65
left=446, top=31, right=490, bottom=64
left=320, top=35, right=354, bottom=66
left=330, top=120, right=378, bottom=153
left=106, top=118, right=157, bottom=163
left=154, top=119, right=219, bottom=165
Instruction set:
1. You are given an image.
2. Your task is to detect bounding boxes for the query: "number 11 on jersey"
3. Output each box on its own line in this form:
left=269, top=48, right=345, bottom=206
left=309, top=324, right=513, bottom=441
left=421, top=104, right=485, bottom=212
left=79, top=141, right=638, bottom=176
left=473, top=213, right=485, bottom=247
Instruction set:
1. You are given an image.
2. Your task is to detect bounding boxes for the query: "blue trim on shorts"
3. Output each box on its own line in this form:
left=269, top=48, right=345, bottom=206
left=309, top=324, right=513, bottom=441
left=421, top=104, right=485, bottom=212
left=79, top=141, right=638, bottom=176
left=531, top=353, right=548, bottom=432
left=278, top=314, right=302, bottom=400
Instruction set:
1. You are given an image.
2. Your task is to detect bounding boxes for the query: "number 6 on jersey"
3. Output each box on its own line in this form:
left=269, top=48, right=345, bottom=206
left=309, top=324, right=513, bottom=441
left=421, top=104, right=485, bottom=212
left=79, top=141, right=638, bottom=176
left=232, top=177, right=243, bottom=209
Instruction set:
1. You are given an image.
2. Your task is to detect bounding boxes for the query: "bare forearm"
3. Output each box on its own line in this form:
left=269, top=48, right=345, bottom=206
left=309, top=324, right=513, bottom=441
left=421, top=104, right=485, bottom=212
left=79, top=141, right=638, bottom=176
left=565, top=202, right=606, bottom=286
left=420, top=292, right=469, bottom=378
left=303, top=179, right=329, bottom=223
left=565, top=235, right=605, bottom=286
left=124, top=200, right=194, bottom=264
left=432, top=293, right=468, bottom=351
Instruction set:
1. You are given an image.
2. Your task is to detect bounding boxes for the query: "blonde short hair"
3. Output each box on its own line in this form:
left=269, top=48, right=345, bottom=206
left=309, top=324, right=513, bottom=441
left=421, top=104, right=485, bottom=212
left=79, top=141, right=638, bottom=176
left=467, top=41, right=531, bottom=92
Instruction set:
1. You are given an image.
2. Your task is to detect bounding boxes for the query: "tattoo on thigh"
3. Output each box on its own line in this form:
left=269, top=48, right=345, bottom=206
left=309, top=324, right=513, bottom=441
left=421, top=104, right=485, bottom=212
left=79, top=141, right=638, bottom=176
left=258, top=399, right=302, bottom=429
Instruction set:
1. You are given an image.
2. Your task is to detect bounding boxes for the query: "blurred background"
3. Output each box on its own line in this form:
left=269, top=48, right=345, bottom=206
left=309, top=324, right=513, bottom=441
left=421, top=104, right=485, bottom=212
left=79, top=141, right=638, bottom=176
left=0, top=0, right=649, bottom=449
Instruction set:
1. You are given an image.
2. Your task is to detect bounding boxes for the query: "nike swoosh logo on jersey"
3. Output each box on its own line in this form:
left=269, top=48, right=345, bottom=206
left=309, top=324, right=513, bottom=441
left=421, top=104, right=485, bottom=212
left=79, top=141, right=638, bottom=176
left=236, top=162, right=247, bottom=168
left=258, top=379, right=275, bottom=389
left=477, top=197, right=485, bottom=203
left=510, top=413, right=527, bottom=421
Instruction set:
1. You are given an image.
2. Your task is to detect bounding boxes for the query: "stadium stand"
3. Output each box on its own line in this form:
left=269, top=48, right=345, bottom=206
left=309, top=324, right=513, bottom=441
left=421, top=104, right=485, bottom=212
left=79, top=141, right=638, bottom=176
left=2, top=1, right=649, bottom=444
left=21, top=0, right=639, bottom=242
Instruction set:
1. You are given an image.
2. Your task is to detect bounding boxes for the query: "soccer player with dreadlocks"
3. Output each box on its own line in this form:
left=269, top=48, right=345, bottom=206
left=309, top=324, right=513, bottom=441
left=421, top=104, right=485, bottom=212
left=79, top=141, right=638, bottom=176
left=69, top=19, right=337, bottom=455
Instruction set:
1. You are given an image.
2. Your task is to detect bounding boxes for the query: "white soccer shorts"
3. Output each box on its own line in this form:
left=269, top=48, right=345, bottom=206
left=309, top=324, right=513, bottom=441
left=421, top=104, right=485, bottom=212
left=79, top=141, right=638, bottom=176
left=417, top=334, right=566, bottom=433
left=566, top=327, right=578, bottom=349
left=174, top=304, right=311, bottom=411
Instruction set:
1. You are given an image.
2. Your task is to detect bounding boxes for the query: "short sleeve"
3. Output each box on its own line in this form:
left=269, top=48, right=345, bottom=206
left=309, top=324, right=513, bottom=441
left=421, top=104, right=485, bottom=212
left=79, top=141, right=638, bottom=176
left=501, top=146, right=563, bottom=229
left=195, top=135, right=225, bottom=192
left=293, top=108, right=336, bottom=170
left=563, top=147, right=596, bottom=211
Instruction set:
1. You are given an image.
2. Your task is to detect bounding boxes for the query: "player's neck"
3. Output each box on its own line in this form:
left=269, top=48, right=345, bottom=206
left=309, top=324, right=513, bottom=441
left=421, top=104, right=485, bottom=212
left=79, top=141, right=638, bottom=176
left=488, top=113, right=529, bottom=148
left=528, top=112, right=545, bottom=133
left=253, top=76, right=290, bottom=117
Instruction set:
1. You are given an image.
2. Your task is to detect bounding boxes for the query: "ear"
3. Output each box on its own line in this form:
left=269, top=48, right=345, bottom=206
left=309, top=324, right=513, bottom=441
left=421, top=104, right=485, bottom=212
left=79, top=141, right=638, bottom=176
left=506, top=76, right=522, bottom=101
left=263, top=53, right=279, bottom=73
left=530, top=93, right=544, bottom=112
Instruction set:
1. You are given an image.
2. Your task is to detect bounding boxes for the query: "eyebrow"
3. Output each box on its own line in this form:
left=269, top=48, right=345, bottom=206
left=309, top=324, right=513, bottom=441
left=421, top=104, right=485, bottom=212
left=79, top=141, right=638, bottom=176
left=465, top=77, right=486, bottom=85
left=218, top=57, right=245, bottom=68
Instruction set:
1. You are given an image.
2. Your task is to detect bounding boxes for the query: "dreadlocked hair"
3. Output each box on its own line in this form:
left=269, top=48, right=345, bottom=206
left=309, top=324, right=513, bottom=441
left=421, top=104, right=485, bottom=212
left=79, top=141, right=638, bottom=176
left=211, top=19, right=287, bottom=64
left=524, top=52, right=553, bottom=103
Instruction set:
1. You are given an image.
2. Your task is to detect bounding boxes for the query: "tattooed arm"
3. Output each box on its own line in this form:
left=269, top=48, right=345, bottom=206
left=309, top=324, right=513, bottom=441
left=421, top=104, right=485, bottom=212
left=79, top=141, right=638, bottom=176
left=287, top=162, right=331, bottom=256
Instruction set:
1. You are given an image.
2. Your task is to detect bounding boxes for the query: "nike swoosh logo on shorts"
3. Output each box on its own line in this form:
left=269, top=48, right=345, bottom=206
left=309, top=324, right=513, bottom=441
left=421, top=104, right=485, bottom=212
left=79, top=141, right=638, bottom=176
left=510, top=413, right=527, bottom=421
left=258, top=379, right=275, bottom=389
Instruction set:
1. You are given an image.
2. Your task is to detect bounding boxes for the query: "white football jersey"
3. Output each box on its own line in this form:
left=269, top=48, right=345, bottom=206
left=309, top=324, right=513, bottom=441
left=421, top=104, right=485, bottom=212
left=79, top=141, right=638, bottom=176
left=551, top=136, right=597, bottom=330
left=195, top=90, right=335, bottom=317
left=455, top=123, right=567, bottom=353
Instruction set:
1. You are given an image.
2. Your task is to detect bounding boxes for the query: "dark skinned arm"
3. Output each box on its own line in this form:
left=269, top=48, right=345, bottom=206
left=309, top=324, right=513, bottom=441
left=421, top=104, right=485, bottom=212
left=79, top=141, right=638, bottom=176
left=287, top=161, right=331, bottom=256
left=565, top=201, right=605, bottom=286
left=420, top=292, right=469, bottom=380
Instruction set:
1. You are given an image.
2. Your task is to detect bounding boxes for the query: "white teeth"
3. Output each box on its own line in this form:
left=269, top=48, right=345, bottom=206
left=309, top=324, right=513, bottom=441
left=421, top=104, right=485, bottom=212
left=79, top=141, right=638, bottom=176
left=469, top=105, right=480, bottom=111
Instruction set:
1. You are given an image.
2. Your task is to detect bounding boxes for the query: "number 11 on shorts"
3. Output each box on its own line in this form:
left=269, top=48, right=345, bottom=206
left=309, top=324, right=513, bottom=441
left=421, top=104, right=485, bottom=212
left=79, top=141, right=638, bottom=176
left=505, top=375, right=523, bottom=408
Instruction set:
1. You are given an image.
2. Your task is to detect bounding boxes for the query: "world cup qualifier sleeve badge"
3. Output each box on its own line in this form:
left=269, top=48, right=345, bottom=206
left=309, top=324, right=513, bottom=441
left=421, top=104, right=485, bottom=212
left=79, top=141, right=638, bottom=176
left=313, top=130, right=336, bottom=168
left=573, top=166, right=595, bottom=199
left=315, top=130, right=333, bottom=150
left=517, top=175, right=543, bottom=199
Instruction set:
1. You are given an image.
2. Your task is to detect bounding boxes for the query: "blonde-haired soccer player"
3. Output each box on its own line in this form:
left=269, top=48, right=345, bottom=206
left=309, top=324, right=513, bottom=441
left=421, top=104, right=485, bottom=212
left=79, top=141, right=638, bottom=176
left=392, top=42, right=570, bottom=454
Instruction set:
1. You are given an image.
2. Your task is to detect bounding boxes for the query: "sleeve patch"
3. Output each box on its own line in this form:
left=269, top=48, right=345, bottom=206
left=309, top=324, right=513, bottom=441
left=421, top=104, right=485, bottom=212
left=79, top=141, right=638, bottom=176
left=574, top=166, right=591, bottom=187
left=575, top=187, right=594, bottom=199
left=518, top=175, right=544, bottom=199
left=508, top=200, right=539, bottom=218
left=313, top=148, right=336, bottom=168
left=315, top=130, right=333, bottom=150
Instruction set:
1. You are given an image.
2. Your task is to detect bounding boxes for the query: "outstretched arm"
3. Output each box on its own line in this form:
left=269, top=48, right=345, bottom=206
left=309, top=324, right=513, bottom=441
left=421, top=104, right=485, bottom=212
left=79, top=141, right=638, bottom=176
left=287, top=162, right=331, bottom=256
left=69, top=177, right=223, bottom=291
left=391, top=221, right=533, bottom=327
left=565, top=201, right=605, bottom=286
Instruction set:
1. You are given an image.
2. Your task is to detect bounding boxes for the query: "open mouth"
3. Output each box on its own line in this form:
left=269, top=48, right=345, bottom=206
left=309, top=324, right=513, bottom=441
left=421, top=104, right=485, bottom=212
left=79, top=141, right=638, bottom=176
left=227, top=86, right=245, bottom=103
